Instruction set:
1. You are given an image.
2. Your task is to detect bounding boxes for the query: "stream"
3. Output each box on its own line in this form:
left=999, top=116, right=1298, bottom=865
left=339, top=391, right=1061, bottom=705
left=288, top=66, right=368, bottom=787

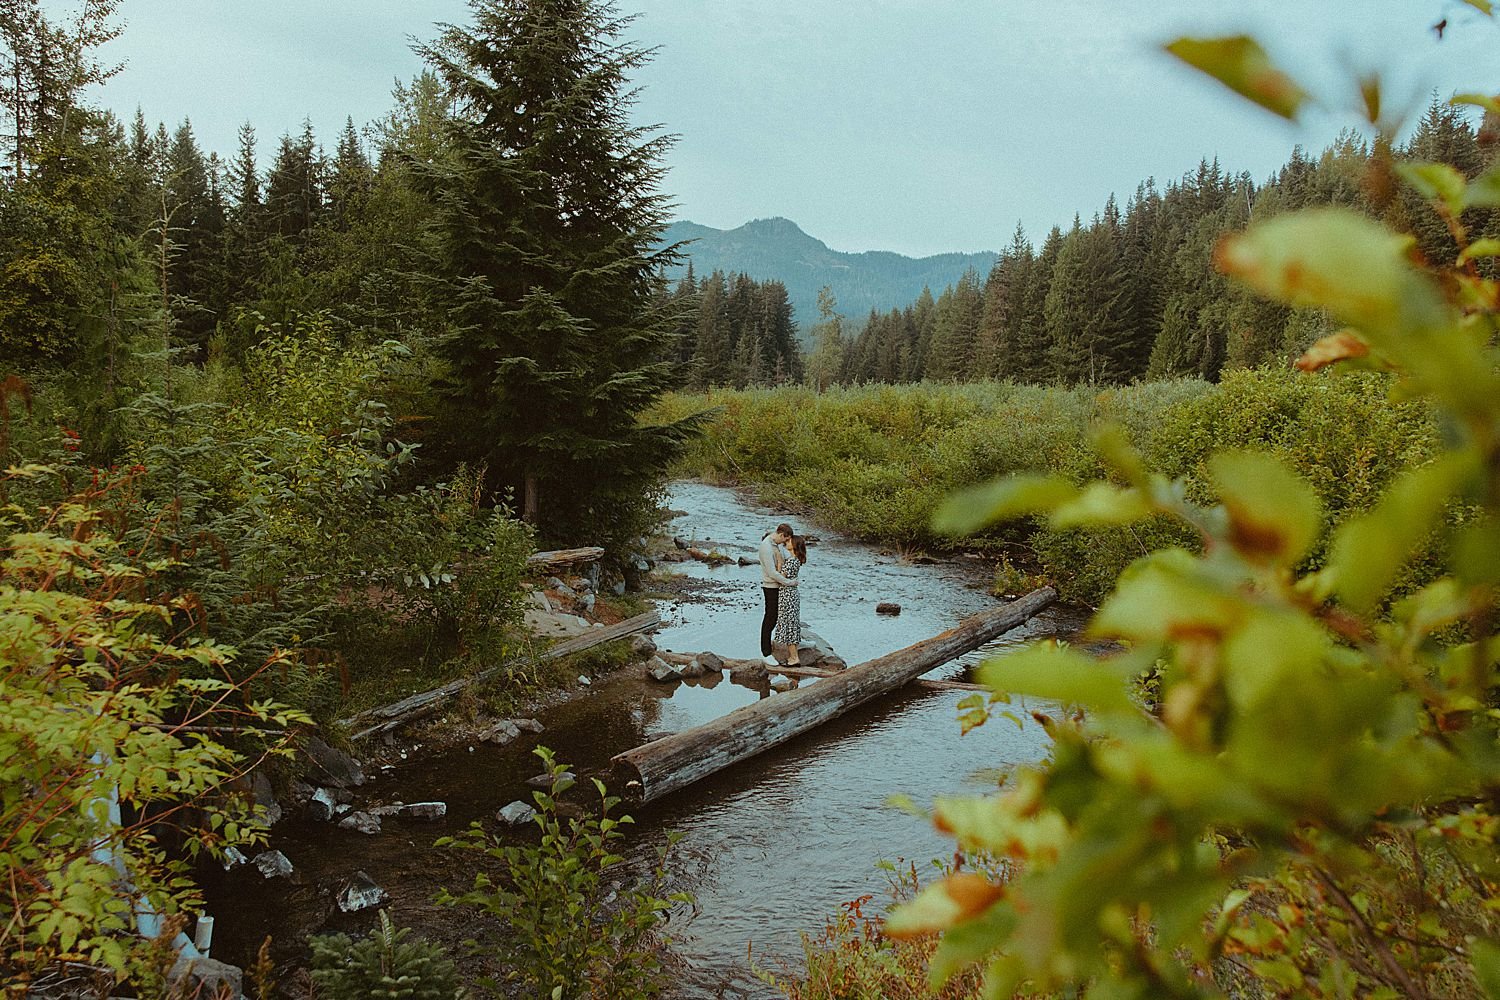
left=205, top=481, right=1087, bottom=997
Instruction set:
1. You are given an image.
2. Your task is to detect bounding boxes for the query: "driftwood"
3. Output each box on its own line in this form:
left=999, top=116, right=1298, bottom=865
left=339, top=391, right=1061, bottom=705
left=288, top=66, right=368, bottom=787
left=527, top=547, right=606, bottom=572
left=612, top=587, right=1056, bottom=803
left=340, top=609, right=660, bottom=741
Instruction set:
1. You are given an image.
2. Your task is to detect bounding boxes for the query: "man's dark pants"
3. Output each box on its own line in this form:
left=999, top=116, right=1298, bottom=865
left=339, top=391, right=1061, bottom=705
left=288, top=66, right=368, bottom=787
left=761, top=586, right=779, bottom=656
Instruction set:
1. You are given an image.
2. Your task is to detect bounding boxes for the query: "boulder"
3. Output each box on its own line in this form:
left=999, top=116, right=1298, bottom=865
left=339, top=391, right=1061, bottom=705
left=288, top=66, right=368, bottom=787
left=170, top=955, right=243, bottom=1000
left=737, top=555, right=756, bottom=567
left=300, top=733, right=365, bottom=788
left=337, top=871, right=388, bottom=913
left=611, top=580, right=626, bottom=597
left=697, top=651, right=725, bottom=672
left=799, top=628, right=838, bottom=661
left=547, top=576, right=576, bottom=599
left=287, top=778, right=316, bottom=806
left=248, top=770, right=282, bottom=826
left=770, top=678, right=799, bottom=693
left=480, top=719, right=522, bottom=745
left=306, top=787, right=337, bottom=823
left=821, top=655, right=849, bottom=671
left=630, top=634, right=658, bottom=657
left=514, top=718, right=545, bottom=734
left=579, top=592, right=596, bottom=614
left=679, top=657, right=706, bottom=678
left=875, top=601, right=902, bottom=615
left=574, top=575, right=595, bottom=593
left=647, top=656, right=681, bottom=682
left=496, top=801, right=537, bottom=826
left=338, top=811, right=381, bottom=835
left=253, top=850, right=293, bottom=879
left=529, top=590, right=553, bottom=613
left=729, top=660, right=768, bottom=684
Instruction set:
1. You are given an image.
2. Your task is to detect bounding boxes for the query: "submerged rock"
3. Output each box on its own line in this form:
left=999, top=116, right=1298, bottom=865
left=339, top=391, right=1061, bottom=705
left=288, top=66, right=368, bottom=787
left=876, top=601, right=901, bottom=615
left=337, top=871, right=389, bottom=913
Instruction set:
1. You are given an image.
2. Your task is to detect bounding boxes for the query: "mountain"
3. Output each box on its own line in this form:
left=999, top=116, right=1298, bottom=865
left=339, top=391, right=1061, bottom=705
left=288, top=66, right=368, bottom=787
left=659, top=217, right=997, bottom=337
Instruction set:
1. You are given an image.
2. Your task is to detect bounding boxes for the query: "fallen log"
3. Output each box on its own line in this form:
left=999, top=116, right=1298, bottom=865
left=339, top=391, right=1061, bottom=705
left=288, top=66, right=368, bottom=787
left=340, top=609, right=660, bottom=741
left=612, top=587, right=1055, bottom=803
left=526, top=547, right=606, bottom=571
left=776, top=663, right=988, bottom=693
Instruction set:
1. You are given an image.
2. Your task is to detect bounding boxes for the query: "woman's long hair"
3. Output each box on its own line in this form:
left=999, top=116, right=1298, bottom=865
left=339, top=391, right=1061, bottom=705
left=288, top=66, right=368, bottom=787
left=788, top=535, right=808, bottom=563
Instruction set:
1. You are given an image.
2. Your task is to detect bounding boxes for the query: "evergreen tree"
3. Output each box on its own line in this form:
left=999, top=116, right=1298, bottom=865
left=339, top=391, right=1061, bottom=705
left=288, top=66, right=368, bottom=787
left=805, top=286, right=846, bottom=391
left=416, top=0, right=699, bottom=542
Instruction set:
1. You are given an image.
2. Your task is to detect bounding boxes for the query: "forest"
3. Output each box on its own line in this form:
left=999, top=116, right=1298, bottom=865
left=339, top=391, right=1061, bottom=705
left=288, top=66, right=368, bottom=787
left=3, top=0, right=1499, bottom=998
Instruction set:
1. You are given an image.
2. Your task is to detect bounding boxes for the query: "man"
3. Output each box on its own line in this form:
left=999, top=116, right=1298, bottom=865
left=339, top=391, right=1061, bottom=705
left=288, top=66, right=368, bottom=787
left=758, top=522, right=798, bottom=666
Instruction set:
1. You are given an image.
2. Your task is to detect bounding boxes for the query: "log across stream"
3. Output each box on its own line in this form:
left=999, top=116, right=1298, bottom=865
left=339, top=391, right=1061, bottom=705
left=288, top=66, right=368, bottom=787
left=201, top=483, right=1088, bottom=1000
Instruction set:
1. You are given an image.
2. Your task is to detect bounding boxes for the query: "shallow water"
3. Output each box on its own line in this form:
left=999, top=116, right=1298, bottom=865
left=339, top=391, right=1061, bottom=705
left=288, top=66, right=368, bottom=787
left=205, top=481, right=1086, bottom=997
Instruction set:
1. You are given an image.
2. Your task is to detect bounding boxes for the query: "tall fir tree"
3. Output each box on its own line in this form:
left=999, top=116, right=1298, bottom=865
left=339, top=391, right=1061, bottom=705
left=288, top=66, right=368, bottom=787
left=416, top=0, right=699, bottom=542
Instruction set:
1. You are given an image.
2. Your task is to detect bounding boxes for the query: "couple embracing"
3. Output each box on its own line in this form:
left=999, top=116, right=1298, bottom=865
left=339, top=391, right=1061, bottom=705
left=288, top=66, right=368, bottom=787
left=758, top=522, right=809, bottom=667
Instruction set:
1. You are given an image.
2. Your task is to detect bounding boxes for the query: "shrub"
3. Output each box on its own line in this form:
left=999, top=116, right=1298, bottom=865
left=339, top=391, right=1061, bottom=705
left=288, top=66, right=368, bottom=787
left=309, top=910, right=464, bottom=1000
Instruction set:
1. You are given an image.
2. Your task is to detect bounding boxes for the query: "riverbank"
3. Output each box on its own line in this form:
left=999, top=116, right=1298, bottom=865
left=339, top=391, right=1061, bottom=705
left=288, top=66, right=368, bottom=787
left=202, top=481, right=1085, bottom=998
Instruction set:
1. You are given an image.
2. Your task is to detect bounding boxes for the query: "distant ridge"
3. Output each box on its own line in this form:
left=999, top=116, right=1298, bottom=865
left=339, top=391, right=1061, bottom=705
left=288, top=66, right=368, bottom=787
left=659, top=217, right=997, bottom=334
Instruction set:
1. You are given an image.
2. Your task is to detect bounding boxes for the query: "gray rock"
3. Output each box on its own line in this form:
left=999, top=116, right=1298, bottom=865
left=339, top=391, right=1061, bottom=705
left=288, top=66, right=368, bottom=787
left=337, top=871, right=389, bottom=913
left=578, top=674, right=591, bottom=686
left=526, top=770, right=573, bottom=790
left=300, top=733, right=365, bottom=788
left=611, top=580, right=626, bottom=596
left=333, top=803, right=352, bottom=817
left=630, top=634, right=658, bottom=657
left=647, top=656, right=681, bottom=682
left=248, top=770, right=282, bottom=827
left=401, top=801, right=447, bottom=821
left=575, top=575, right=595, bottom=592
left=631, top=555, right=652, bottom=572
left=680, top=657, right=706, bottom=678
left=580, top=592, right=596, bottom=613
left=800, top=628, right=838, bottom=661
left=547, top=576, right=577, bottom=599
left=481, top=719, right=522, bottom=745
left=729, top=661, right=769, bottom=684
left=338, top=811, right=381, bottom=835
left=170, top=954, right=243, bottom=999
left=496, top=801, right=537, bottom=826
left=253, top=850, right=293, bottom=879
left=331, top=787, right=355, bottom=805
left=307, top=787, right=336, bottom=822
left=673, top=536, right=689, bottom=550
left=367, top=803, right=403, bottom=818
left=287, top=778, right=315, bottom=806
left=529, top=590, right=553, bottom=612
left=697, top=651, right=724, bottom=671
left=221, top=845, right=248, bottom=871
left=737, top=555, right=757, bottom=567
left=876, top=601, right=902, bottom=615
left=514, top=718, right=544, bottom=734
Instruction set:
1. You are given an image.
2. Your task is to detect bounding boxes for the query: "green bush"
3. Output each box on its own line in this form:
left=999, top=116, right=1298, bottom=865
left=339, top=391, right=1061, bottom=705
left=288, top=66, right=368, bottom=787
left=438, top=747, right=690, bottom=1000
left=309, top=910, right=464, bottom=1000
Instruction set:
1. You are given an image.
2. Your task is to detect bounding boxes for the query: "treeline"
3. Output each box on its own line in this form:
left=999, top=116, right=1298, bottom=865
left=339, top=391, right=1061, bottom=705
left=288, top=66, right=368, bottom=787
left=679, top=101, right=1499, bottom=389
left=664, top=266, right=804, bottom=389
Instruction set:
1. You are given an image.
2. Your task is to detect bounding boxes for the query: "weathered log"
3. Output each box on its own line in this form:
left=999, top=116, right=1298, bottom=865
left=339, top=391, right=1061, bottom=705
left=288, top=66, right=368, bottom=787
left=341, top=610, right=660, bottom=741
left=526, top=547, right=606, bottom=571
left=612, top=587, right=1055, bottom=803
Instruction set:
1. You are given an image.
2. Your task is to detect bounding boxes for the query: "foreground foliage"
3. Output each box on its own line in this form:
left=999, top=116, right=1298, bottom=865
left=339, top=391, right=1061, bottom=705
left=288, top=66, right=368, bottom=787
left=438, top=747, right=690, bottom=1000
left=0, top=465, right=305, bottom=985
left=886, top=23, right=1500, bottom=1000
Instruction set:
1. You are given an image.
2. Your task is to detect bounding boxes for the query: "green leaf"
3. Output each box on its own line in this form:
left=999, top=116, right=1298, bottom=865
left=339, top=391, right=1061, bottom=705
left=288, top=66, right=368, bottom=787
left=977, top=643, right=1134, bottom=713
left=1458, top=238, right=1500, bottom=263
left=1326, top=454, right=1474, bottom=612
left=1091, top=549, right=1240, bottom=643
left=1472, top=937, right=1500, bottom=999
left=1207, top=450, right=1322, bottom=566
left=1396, top=161, right=1467, bottom=216
left=1049, top=482, right=1154, bottom=529
left=933, top=474, right=1079, bottom=535
left=1164, top=35, right=1308, bottom=119
left=1222, top=610, right=1330, bottom=711
left=1462, top=167, right=1500, bottom=210
left=1452, top=92, right=1500, bottom=114
left=1461, top=0, right=1494, bottom=15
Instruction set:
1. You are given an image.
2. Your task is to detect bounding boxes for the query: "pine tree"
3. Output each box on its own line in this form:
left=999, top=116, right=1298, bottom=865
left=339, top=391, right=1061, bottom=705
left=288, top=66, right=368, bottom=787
left=416, top=0, right=699, bottom=542
left=806, top=286, right=846, bottom=391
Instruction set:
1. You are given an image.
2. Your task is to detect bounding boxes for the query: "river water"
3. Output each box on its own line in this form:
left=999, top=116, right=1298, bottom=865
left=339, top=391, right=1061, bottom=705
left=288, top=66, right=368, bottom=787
left=205, top=481, right=1085, bottom=997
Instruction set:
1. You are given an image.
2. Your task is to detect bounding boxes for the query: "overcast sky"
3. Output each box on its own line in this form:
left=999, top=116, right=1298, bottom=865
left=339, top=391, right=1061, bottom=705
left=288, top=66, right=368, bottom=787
left=76, top=0, right=1500, bottom=257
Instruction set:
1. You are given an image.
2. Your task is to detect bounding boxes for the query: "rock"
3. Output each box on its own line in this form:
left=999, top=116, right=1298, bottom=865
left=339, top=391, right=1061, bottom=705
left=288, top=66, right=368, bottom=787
left=737, top=555, right=756, bottom=566
left=574, top=575, right=595, bottom=592
left=611, top=580, right=626, bottom=597
left=673, top=536, right=689, bottom=550
left=331, top=787, right=355, bottom=805
left=287, top=778, right=315, bottom=806
left=526, top=770, right=574, bottom=790
left=496, top=801, right=537, bottom=826
left=529, top=590, right=553, bottom=613
left=248, top=770, right=282, bottom=826
left=338, top=811, right=381, bottom=835
left=337, top=871, right=389, bottom=913
left=770, top=678, right=799, bottom=693
left=367, top=803, right=403, bottom=818
left=647, top=656, right=681, bottom=682
left=221, top=845, right=248, bottom=871
left=680, top=657, right=706, bottom=678
left=400, top=801, right=447, bottom=821
left=875, top=601, right=902, bottom=615
left=697, top=651, right=725, bottom=671
left=547, top=576, right=576, bottom=598
left=334, top=803, right=352, bottom=817
left=523, top=608, right=591, bottom=638
left=253, top=850, right=293, bottom=879
left=821, top=655, right=848, bottom=671
left=481, top=719, right=522, bottom=745
left=514, top=718, right=544, bottom=734
left=729, top=661, right=768, bottom=684
left=630, top=554, right=652, bottom=573
left=630, top=634, right=658, bottom=657
left=300, top=732, right=365, bottom=788
left=306, top=787, right=337, bottom=822
left=170, top=954, right=243, bottom=1000
left=580, top=592, right=596, bottom=613
left=800, top=628, right=838, bottom=661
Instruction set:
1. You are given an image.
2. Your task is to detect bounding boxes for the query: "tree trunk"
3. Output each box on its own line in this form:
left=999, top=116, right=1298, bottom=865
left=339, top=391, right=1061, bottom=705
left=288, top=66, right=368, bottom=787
left=523, top=474, right=539, bottom=523
left=612, top=587, right=1055, bottom=803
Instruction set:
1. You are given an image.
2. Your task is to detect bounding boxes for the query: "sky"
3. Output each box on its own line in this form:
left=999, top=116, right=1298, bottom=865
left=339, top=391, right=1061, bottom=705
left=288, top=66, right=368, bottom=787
left=70, top=0, right=1500, bottom=258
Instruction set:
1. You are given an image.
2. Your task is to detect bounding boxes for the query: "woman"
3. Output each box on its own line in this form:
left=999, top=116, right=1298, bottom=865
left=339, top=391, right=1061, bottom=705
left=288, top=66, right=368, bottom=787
left=773, top=535, right=808, bottom=666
